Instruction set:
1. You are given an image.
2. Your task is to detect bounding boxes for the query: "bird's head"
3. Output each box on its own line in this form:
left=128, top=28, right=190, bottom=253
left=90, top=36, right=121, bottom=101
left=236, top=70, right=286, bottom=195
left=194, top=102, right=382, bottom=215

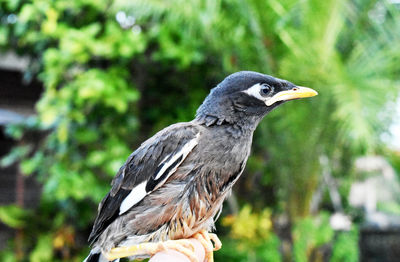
left=196, top=71, right=318, bottom=127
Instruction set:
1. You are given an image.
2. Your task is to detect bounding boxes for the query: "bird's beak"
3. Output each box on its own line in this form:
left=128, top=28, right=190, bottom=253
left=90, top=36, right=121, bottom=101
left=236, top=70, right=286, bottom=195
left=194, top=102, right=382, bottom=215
left=265, top=86, right=318, bottom=106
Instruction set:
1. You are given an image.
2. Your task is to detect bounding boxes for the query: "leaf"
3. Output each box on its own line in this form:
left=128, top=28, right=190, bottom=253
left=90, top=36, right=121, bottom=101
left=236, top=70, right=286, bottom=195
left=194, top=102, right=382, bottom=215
left=57, top=120, right=69, bottom=143
left=20, top=152, right=43, bottom=175
left=0, top=27, right=8, bottom=46
left=0, top=249, right=17, bottom=262
left=0, top=145, right=31, bottom=168
left=4, top=124, right=25, bottom=140
left=41, top=8, right=59, bottom=35
left=0, top=205, right=28, bottom=228
left=29, top=234, right=53, bottom=262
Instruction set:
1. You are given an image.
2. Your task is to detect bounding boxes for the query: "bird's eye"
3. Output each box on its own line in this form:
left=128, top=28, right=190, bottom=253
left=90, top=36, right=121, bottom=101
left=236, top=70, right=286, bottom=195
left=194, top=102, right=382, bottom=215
left=260, top=84, right=273, bottom=96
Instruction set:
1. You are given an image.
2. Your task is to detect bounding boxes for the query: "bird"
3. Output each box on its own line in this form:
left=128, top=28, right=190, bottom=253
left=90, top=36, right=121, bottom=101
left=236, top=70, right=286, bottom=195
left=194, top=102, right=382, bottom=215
left=84, top=71, right=318, bottom=262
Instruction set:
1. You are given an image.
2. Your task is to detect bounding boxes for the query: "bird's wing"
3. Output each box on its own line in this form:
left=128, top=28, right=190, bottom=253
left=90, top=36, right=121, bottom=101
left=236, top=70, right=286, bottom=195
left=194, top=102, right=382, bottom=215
left=88, top=123, right=201, bottom=244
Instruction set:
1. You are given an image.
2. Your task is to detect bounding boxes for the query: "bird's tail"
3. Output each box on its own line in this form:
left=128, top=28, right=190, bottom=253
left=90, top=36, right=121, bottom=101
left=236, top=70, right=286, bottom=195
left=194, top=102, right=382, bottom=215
left=84, top=250, right=120, bottom=262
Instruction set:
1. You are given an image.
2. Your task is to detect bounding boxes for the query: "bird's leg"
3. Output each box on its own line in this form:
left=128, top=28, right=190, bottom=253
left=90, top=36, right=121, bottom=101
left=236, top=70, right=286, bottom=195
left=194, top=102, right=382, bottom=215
left=192, top=230, right=222, bottom=262
left=104, top=239, right=198, bottom=262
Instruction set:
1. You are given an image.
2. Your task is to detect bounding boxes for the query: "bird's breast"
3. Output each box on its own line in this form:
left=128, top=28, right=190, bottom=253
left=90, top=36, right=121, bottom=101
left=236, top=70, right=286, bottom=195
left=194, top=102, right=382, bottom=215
left=161, top=128, right=253, bottom=239
left=174, top=136, right=251, bottom=232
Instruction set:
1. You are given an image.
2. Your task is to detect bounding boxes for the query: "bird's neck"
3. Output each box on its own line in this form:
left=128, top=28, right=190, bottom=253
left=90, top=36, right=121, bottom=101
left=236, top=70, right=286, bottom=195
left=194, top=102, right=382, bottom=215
left=193, top=114, right=261, bottom=138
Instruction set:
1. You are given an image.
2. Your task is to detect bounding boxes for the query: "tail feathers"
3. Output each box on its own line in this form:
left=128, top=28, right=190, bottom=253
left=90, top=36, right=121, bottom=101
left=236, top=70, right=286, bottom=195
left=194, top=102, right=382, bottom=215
left=84, top=251, right=119, bottom=262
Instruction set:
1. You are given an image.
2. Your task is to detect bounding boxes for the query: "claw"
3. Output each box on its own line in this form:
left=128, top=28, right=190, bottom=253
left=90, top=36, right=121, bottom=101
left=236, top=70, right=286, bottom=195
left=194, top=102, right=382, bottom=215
left=192, top=231, right=222, bottom=262
left=208, top=233, right=222, bottom=251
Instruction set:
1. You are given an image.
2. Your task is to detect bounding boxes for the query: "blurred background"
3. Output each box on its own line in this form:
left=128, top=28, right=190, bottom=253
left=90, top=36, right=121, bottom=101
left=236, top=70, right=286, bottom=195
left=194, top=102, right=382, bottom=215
left=0, top=0, right=400, bottom=261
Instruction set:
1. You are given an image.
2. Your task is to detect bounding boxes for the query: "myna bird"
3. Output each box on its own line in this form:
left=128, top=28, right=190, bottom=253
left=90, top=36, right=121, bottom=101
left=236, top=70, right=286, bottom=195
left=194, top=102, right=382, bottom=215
left=85, top=71, right=318, bottom=262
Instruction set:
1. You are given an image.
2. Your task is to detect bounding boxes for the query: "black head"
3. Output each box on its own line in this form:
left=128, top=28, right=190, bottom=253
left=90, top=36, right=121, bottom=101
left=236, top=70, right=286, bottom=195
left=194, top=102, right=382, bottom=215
left=195, top=71, right=317, bottom=127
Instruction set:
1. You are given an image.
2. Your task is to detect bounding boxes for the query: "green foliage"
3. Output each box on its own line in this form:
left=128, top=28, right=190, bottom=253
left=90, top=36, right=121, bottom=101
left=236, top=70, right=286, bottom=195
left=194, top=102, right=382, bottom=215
left=0, top=250, right=16, bottom=262
left=217, top=206, right=281, bottom=262
left=331, top=227, right=359, bottom=262
left=293, top=213, right=334, bottom=262
left=29, top=234, right=53, bottom=262
left=0, top=205, right=29, bottom=228
left=377, top=202, right=400, bottom=216
left=222, top=205, right=274, bottom=245
left=0, top=146, right=31, bottom=168
left=216, top=236, right=282, bottom=262
left=387, top=150, right=400, bottom=177
left=254, top=0, right=400, bottom=217
left=0, top=0, right=399, bottom=260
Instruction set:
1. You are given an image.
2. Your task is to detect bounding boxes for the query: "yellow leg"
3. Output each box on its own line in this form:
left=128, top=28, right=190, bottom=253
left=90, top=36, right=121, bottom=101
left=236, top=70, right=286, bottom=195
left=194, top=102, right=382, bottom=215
left=104, top=239, right=198, bottom=262
left=192, top=230, right=222, bottom=262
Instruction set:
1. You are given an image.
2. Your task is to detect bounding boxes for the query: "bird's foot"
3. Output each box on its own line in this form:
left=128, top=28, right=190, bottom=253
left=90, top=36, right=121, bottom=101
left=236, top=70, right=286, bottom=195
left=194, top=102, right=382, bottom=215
left=192, top=230, right=222, bottom=262
left=104, top=239, right=198, bottom=262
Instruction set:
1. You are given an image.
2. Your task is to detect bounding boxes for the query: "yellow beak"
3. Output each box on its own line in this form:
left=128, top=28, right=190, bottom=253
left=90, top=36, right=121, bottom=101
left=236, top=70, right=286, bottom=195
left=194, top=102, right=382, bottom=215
left=265, top=86, right=318, bottom=106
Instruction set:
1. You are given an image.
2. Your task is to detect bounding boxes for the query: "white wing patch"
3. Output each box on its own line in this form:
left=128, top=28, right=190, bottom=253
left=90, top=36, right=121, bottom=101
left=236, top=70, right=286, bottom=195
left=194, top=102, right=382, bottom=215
left=242, top=83, right=264, bottom=101
left=119, top=181, right=147, bottom=215
left=154, top=135, right=199, bottom=180
left=119, top=133, right=199, bottom=215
